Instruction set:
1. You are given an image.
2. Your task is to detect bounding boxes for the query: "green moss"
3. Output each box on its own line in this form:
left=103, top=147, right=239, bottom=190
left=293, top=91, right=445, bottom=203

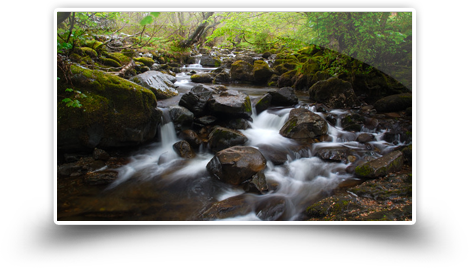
left=243, top=95, right=252, bottom=113
left=134, top=57, right=155, bottom=67
left=355, top=164, right=374, bottom=177
left=100, top=57, right=121, bottom=67
left=58, top=64, right=159, bottom=149
left=84, top=40, right=104, bottom=51
left=78, top=47, right=98, bottom=58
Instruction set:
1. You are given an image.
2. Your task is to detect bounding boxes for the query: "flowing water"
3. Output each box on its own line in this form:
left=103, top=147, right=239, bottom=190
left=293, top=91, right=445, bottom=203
left=91, top=63, right=407, bottom=221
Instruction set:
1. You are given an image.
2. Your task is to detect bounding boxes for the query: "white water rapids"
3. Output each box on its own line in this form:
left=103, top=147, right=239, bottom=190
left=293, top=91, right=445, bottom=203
left=107, top=97, right=405, bottom=220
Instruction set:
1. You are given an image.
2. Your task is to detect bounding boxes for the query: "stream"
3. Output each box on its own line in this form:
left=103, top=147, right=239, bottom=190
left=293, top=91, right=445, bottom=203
left=72, top=62, right=405, bottom=222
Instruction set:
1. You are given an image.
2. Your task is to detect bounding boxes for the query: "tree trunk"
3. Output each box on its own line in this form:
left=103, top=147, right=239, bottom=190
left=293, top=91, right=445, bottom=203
left=180, top=12, right=215, bottom=48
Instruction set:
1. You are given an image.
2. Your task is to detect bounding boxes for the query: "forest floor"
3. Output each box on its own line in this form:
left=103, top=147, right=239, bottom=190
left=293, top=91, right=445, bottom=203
left=305, top=165, right=413, bottom=221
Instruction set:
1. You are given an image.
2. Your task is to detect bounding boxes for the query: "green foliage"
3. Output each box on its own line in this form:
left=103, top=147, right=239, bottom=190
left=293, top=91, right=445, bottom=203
left=206, top=12, right=307, bottom=52
left=139, top=12, right=161, bottom=26
left=61, top=88, right=87, bottom=108
left=301, top=12, right=412, bottom=70
left=57, top=41, right=72, bottom=53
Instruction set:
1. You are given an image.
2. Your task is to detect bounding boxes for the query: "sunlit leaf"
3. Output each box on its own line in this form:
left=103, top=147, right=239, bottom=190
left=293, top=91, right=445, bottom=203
left=140, top=15, right=153, bottom=26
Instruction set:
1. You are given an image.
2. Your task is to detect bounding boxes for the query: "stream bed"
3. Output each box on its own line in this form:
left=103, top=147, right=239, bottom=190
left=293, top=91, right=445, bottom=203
left=57, top=64, right=410, bottom=221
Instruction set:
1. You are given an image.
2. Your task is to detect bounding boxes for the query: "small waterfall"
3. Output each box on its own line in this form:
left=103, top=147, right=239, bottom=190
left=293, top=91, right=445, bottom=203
left=108, top=122, right=179, bottom=188
left=241, top=109, right=292, bottom=147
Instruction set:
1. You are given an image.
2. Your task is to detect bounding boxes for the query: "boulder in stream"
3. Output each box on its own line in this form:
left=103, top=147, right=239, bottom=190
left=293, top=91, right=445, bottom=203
left=206, top=146, right=267, bottom=185
left=129, top=71, right=178, bottom=99
left=57, top=64, right=160, bottom=152
left=268, top=87, right=298, bottom=106
left=279, top=108, right=328, bottom=141
left=230, top=60, right=254, bottom=82
left=207, top=89, right=252, bottom=118
left=252, top=60, right=274, bottom=84
left=179, top=85, right=214, bottom=117
left=172, top=140, right=196, bottom=159
left=190, top=73, right=213, bottom=83
left=208, top=126, right=248, bottom=152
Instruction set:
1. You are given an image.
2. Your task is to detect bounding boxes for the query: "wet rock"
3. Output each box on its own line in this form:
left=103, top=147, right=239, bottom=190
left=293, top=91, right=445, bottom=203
left=179, top=85, right=214, bottom=117
left=93, top=148, right=110, bottom=161
left=309, top=77, right=359, bottom=109
left=254, top=94, right=272, bottom=114
left=195, top=115, right=218, bottom=126
left=178, top=129, right=202, bottom=149
left=208, top=126, right=248, bottom=152
left=206, top=146, right=267, bottom=185
left=255, top=196, right=287, bottom=221
left=200, top=54, right=221, bottom=67
left=58, top=162, right=83, bottom=176
left=356, top=133, right=375, bottom=143
left=224, top=118, right=251, bottom=130
left=198, top=194, right=253, bottom=220
left=268, top=87, right=298, bottom=106
left=208, top=90, right=252, bottom=118
left=316, top=147, right=350, bottom=163
left=84, top=171, right=118, bottom=185
left=172, top=140, right=196, bottom=159
left=279, top=108, right=328, bottom=141
left=130, top=71, right=178, bottom=99
left=373, top=93, right=412, bottom=113
left=342, top=114, right=365, bottom=132
left=355, top=151, right=404, bottom=179
left=243, top=171, right=268, bottom=194
left=169, top=105, right=194, bottom=131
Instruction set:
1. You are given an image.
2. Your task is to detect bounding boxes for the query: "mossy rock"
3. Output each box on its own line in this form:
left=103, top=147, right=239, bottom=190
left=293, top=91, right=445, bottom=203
left=102, top=52, right=131, bottom=65
left=354, top=151, right=404, bottom=179
left=277, top=69, right=297, bottom=88
left=252, top=60, right=273, bottom=84
left=134, top=57, right=155, bottom=67
left=77, top=47, right=98, bottom=58
left=279, top=108, right=328, bottom=141
left=373, top=93, right=412, bottom=113
left=84, top=40, right=104, bottom=51
left=57, top=64, right=159, bottom=152
left=309, top=77, right=359, bottom=109
left=99, top=57, right=121, bottom=67
left=230, top=60, right=254, bottom=83
left=190, top=73, right=213, bottom=83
